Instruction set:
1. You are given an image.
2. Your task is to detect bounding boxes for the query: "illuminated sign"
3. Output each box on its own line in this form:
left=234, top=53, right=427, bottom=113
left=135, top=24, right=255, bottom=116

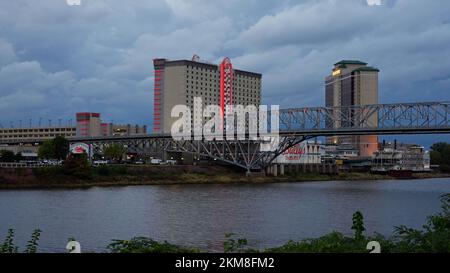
left=332, top=69, right=341, bottom=76
left=70, top=143, right=91, bottom=157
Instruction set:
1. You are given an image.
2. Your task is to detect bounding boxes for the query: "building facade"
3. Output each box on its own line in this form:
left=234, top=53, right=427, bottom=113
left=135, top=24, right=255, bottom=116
left=274, top=141, right=324, bottom=164
left=0, top=113, right=146, bottom=142
left=76, top=112, right=102, bottom=137
left=76, top=112, right=147, bottom=137
left=372, top=144, right=430, bottom=172
left=153, top=58, right=262, bottom=134
left=325, top=60, right=379, bottom=157
left=0, top=126, right=76, bottom=142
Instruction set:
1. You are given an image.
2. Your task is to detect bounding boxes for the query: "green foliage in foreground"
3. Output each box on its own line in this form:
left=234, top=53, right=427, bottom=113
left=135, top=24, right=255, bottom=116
left=1, top=194, right=449, bottom=253
left=107, top=237, right=200, bottom=253
left=110, top=194, right=450, bottom=253
left=0, top=229, right=41, bottom=253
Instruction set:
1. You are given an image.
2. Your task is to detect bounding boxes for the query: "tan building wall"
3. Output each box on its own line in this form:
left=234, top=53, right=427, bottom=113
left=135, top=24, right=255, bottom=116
left=108, top=124, right=147, bottom=136
left=325, top=60, right=379, bottom=157
left=0, top=127, right=76, bottom=141
left=153, top=59, right=262, bottom=134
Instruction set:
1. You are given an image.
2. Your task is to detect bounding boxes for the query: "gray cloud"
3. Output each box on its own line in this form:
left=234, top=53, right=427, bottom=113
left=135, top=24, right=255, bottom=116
left=0, top=0, right=449, bottom=145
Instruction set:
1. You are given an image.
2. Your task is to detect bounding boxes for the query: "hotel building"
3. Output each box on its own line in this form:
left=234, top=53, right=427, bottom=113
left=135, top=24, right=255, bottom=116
left=325, top=60, right=379, bottom=157
left=153, top=58, right=262, bottom=134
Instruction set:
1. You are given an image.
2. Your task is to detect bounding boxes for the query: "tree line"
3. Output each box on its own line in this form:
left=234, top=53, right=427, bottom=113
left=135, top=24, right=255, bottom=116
left=430, top=142, right=450, bottom=173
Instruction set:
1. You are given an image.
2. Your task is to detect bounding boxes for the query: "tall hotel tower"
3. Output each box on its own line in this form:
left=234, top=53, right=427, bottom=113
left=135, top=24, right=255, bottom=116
left=153, top=57, right=262, bottom=134
left=325, top=60, right=379, bottom=157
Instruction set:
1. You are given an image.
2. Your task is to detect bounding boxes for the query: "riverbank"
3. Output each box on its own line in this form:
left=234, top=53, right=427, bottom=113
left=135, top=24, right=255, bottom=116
left=0, top=165, right=449, bottom=189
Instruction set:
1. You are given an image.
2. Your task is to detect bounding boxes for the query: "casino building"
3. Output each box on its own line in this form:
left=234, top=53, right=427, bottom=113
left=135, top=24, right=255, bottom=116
left=153, top=57, right=262, bottom=134
left=325, top=60, right=379, bottom=157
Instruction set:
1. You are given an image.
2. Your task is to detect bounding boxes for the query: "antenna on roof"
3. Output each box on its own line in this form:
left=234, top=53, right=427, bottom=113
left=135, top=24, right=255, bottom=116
left=192, top=54, right=200, bottom=62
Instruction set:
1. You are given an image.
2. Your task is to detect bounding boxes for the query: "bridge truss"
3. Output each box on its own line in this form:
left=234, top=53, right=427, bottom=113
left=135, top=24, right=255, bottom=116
left=72, top=102, right=450, bottom=172
left=2, top=102, right=449, bottom=173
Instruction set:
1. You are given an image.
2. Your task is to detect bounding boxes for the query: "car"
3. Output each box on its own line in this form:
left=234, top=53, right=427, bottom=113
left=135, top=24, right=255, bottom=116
left=93, top=160, right=108, bottom=166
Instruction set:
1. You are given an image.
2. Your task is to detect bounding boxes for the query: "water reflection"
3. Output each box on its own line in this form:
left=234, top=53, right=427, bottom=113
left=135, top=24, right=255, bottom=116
left=0, top=178, right=448, bottom=252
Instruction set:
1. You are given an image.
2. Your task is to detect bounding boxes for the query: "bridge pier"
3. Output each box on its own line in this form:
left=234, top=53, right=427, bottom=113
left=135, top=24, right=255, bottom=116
left=273, top=164, right=278, bottom=177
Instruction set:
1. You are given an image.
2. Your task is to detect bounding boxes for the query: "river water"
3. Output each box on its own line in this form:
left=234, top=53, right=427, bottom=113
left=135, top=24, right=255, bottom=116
left=0, top=178, right=449, bottom=252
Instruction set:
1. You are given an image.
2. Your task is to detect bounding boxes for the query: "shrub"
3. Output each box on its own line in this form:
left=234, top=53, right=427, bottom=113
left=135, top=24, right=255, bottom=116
left=94, top=165, right=128, bottom=176
left=63, top=154, right=92, bottom=179
left=107, top=237, right=199, bottom=253
left=1, top=229, right=41, bottom=253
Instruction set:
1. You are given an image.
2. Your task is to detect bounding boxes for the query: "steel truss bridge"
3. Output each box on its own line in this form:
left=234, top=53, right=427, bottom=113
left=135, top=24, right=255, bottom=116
left=2, top=102, right=450, bottom=173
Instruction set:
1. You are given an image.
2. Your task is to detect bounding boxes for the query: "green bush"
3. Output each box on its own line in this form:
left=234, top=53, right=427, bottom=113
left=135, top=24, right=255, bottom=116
left=1, top=229, right=41, bottom=253
left=32, top=166, right=64, bottom=177
left=63, top=154, right=92, bottom=180
left=107, top=237, right=199, bottom=253
left=94, top=165, right=128, bottom=176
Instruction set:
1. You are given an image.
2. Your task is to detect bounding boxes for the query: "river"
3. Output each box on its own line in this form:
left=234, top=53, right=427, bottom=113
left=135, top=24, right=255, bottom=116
left=0, top=178, right=449, bottom=252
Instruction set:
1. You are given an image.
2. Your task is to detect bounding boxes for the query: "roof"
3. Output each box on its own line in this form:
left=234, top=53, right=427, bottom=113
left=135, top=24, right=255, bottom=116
left=334, top=60, right=368, bottom=66
left=163, top=59, right=263, bottom=78
left=353, top=66, right=380, bottom=72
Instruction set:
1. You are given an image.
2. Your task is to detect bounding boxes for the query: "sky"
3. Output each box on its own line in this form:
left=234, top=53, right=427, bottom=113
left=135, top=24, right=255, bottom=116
left=0, top=0, right=449, bottom=146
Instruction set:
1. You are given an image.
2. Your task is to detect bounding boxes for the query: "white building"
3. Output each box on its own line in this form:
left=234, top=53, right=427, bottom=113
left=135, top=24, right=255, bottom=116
left=274, top=141, right=324, bottom=164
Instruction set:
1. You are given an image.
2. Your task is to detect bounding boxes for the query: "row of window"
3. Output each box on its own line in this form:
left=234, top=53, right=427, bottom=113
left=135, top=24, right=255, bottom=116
left=186, top=66, right=259, bottom=80
left=0, top=133, right=76, bottom=139
left=185, top=99, right=259, bottom=105
left=0, top=128, right=76, bottom=134
left=185, top=78, right=260, bottom=88
left=186, top=89, right=259, bottom=98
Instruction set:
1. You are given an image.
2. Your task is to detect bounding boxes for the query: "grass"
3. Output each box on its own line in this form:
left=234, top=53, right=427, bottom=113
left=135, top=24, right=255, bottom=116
left=0, top=164, right=448, bottom=189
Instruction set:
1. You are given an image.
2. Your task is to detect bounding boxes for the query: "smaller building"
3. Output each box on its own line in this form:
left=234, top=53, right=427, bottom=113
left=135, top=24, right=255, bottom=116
left=0, top=126, right=76, bottom=142
left=76, top=112, right=147, bottom=137
left=0, top=113, right=147, bottom=141
left=76, top=113, right=102, bottom=137
left=331, top=143, right=360, bottom=159
left=372, top=144, right=430, bottom=172
left=274, top=141, right=324, bottom=164
left=100, top=123, right=147, bottom=137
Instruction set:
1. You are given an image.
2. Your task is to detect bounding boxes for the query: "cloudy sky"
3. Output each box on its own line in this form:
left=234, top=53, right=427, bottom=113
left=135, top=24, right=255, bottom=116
left=0, top=0, right=449, bottom=144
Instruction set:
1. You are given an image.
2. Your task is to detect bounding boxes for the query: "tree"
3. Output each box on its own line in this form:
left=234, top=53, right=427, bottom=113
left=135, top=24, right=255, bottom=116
left=351, top=211, right=365, bottom=241
left=53, top=136, right=69, bottom=160
left=430, top=142, right=450, bottom=172
left=0, top=150, right=15, bottom=162
left=37, top=136, right=70, bottom=160
left=38, top=140, right=55, bottom=159
left=430, top=143, right=448, bottom=154
left=14, top=153, right=24, bottom=162
left=63, top=153, right=92, bottom=179
left=104, top=144, right=126, bottom=162
left=430, top=150, right=442, bottom=165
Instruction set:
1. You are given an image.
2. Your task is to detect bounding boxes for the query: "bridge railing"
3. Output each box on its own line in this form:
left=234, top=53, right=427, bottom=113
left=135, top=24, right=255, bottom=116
left=1, top=102, right=449, bottom=145
left=279, top=101, right=450, bottom=132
